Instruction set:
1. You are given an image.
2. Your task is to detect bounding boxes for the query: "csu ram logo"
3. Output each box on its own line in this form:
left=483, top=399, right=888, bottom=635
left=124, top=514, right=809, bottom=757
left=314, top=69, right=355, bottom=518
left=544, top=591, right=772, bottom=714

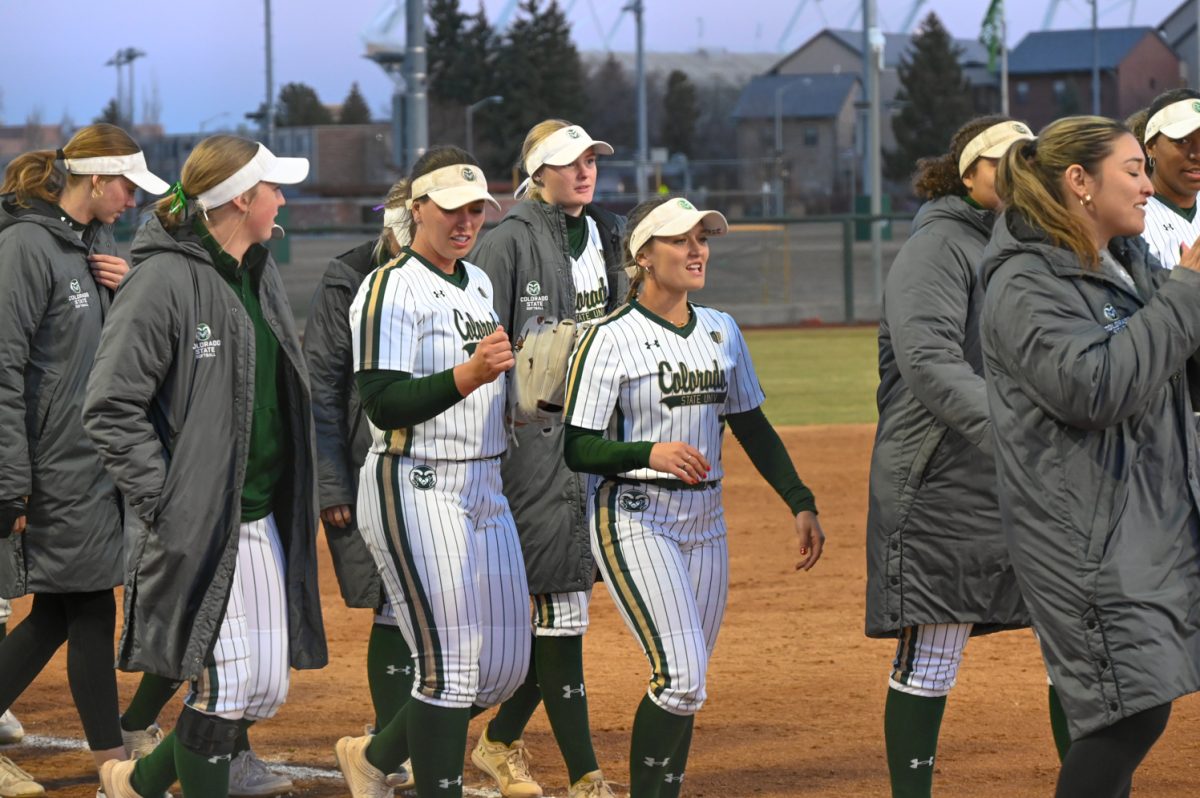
left=196, top=323, right=212, bottom=342
left=409, top=465, right=437, bottom=490
left=619, top=489, right=649, bottom=512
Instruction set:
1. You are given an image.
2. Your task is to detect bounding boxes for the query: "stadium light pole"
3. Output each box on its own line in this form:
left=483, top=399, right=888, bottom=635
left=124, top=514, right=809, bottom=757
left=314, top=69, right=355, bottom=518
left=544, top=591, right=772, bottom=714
left=624, top=0, right=648, bottom=202
left=264, top=0, right=275, bottom=149
left=405, top=0, right=429, bottom=167
left=466, top=95, right=503, bottom=155
left=1091, top=0, right=1100, bottom=115
left=865, top=0, right=884, bottom=303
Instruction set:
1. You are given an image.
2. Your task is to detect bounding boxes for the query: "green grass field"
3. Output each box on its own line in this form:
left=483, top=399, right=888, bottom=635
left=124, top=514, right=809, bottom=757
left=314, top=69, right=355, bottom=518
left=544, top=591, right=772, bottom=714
left=745, top=327, right=879, bottom=426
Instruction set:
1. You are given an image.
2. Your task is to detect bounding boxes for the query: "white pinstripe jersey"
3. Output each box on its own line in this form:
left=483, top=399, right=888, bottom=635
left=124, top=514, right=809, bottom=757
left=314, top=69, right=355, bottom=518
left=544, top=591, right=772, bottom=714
left=1140, top=195, right=1200, bottom=268
left=350, top=248, right=507, bottom=461
left=564, top=300, right=764, bottom=481
left=572, top=216, right=608, bottom=326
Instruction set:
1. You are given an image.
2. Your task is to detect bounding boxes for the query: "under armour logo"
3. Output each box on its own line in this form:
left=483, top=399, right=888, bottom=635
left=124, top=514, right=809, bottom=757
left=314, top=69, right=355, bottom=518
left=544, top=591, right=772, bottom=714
left=439, top=776, right=463, bottom=788
left=645, top=339, right=660, bottom=349
left=433, top=289, right=446, bottom=298
left=910, top=757, right=934, bottom=769
left=207, top=754, right=231, bottom=764
left=643, top=757, right=670, bottom=767
left=1164, top=223, right=1175, bottom=231
left=562, top=684, right=586, bottom=699
left=664, top=773, right=685, bottom=784
left=386, top=664, right=414, bottom=676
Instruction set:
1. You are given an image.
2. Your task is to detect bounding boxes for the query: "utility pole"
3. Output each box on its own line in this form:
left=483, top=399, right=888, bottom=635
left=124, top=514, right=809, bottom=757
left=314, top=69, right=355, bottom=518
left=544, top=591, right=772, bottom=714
left=265, top=0, right=275, bottom=148
left=626, top=0, right=648, bottom=201
left=123, top=48, right=146, bottom=128
left=105, top=50, right=126, bottom=126
left=1091, top=0, right=1100, bottom=115
left=1000, top=7, right=1009, bottom=116
left=864, top=0, right=883, bottom=302
left=405, top=0, right=429, bottom=168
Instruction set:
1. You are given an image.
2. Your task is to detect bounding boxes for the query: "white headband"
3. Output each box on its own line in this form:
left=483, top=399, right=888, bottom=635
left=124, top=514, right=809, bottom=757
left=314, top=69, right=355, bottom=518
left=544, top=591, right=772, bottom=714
left=515, top=125, right=613, bottom=199
left=64, top=151, right=169, bottom=195
left=383, top=205, right=412, bottom=248
left=407, top=164, right=500, bottom=211
left=958, top=121, right=1035, bottom=177
left=196, top=143, right=309, bottom=212
left=1145, top=99, right=1200, bottom=143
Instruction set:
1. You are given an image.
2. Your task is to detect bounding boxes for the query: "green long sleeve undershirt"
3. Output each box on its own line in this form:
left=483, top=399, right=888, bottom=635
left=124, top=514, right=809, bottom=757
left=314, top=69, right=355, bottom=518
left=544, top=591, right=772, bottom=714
left=563, top=407, right=817, bottom=515
left=355, top=369, right=463, bottom=430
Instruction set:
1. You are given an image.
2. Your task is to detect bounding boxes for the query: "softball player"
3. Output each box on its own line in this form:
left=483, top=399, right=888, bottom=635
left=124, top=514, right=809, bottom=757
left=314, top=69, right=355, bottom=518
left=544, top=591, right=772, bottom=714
left=86, top=135, right=327, bottom=798
left=0, top=123, right=168, bottom=796
left=336, top=146, right=530, bottom=798
left=471, top=119, right=624, bottom=798
left=305, top=179, right=414, bottom=789
left=865, top=117, right=1072, bottom=798
left=563, top=197, right=825, bottom=797
left=1140, top=89, right=1200, bottom=268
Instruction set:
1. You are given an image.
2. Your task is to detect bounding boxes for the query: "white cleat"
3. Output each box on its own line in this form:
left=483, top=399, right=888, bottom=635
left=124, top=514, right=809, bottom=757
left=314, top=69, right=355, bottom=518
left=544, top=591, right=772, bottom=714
left=228, top=750, right=295, bottom=796
left=0, top=711, right=23, bottom=746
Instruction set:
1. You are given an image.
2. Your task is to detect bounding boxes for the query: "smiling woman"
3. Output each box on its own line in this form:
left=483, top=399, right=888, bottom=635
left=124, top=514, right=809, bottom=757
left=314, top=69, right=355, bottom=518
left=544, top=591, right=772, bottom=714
left=1141, top=89, right=1200, bottom=267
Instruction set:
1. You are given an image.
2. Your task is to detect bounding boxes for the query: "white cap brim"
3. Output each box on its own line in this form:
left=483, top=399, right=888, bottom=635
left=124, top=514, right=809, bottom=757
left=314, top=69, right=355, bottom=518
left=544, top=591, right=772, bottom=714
left=541, top=137, right=614, bottom=166
left=408, top=163, right=500, bottom=211
left=63, top=151, right=170, bottom=195
left=427, top=185, right=501, bottom=211
left=196, top=143, right=309, bottom=212
left=1146, top=99, right=1200, bottom=143
left=958, top=121, right=1035, bottom=177
left=628, top=198, right=729, bottom=263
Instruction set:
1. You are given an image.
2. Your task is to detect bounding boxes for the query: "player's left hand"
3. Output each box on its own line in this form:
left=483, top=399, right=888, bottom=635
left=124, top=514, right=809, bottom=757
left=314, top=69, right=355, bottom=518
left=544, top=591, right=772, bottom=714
left=794, top=510, right=825, bottom=572
left=88, top=253, right=130, bottom=290
left=321, top=505, right=353, bottom=528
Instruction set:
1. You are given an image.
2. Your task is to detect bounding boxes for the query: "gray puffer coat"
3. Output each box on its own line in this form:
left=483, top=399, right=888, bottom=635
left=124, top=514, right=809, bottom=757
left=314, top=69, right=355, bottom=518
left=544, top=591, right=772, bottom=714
left=304, top=239, right=384, bottom=609
left=471, top=201, right=625, bottom=594
left=83, top=216, right=327, bottom=681
left=0, top=198, right=123, bottom=596
left=865, top=196, right=1028, bottom=638
left=981, top=210, right=1200, bottom=738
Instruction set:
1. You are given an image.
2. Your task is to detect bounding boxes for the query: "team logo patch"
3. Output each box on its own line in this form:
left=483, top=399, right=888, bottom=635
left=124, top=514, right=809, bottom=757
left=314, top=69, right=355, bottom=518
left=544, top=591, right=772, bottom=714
left=1102, top=303, right=1118, bottom=321
left=526, top=280, right=542, bottom=296
left=461, top=167, right=476, bottom=182
left=619, top=489, right=649, bottom=512
left=193, top=322, right=222, bottom=359
left=1012, top=123, right=1030, bottom=135
left=677, top=199, right=694, bottom=210
left=567, top=127, right=581, bottom=139
left=409, top=465, right=437, bottom=490
left=66, top=278, right=90, bottom=309
left=1193, top=101, right=1200, bottom=114
left=710, top=330, right=723, bottom=344
left=69, top=278, right=82, bottom=293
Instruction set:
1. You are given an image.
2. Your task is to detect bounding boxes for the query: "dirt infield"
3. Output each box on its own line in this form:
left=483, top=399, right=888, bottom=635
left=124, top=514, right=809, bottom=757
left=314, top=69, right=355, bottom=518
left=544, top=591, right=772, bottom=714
left=4, top=424, right=1199, bottom=796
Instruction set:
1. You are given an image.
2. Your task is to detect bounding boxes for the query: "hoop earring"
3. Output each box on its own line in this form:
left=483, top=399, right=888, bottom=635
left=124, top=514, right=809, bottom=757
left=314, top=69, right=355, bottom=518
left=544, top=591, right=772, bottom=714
left=1147, top=156, right=1156, bottom=170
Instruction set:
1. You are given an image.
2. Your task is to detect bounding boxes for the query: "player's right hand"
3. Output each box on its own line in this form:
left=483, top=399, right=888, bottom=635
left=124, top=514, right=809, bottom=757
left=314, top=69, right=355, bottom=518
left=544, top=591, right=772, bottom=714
left=1180, top=236, right=1200, bottom=273
left=649, top=442, right=711, bottom=484
left=321, top=505, right=353, bottom=528
left=457, top=326, right=515, bottom=394
left=0, top=496, right=27, bottom=538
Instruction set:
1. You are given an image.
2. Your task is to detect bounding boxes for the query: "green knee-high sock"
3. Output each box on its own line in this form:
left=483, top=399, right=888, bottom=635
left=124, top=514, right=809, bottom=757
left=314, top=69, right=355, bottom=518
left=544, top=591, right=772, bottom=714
left=367, top=701, right=411, bottom=774
left=486, top=635, right=541, bottom=745
left=122, top=673, right=184, bottom=732
left=659, top=716, right=695, bottom=798
left=629, top=695, right=693, bottom=798
left=535, top=635, right=600, bottom=783
left=176, top=737, right=231, bottom=797
left=233, top=719, right=253, bottom=756
left=884, top=687, right=947, bottom=798
left=393, top=700, right=469, bottom=798
left=131, top=731, right=179, bottom=797
left=1048, top=685, right=1072, bottom=762
left=368, top=622, right=415, bottom=731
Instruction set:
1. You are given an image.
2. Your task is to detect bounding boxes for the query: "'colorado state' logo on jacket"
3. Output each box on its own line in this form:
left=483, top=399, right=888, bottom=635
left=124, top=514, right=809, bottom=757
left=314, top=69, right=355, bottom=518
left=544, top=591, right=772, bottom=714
left=193, top=322, right=222, bottom=359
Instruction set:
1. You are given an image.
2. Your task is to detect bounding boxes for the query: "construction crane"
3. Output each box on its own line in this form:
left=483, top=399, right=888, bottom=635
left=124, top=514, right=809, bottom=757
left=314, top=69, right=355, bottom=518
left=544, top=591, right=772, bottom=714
left=900, top=0, right=928, bottom=32
left=777, top=0, right=829, bottom=52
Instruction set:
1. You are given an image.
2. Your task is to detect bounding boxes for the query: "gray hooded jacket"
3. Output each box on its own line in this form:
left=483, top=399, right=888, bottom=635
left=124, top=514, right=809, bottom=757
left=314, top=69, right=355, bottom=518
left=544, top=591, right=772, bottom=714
left=981, top=210, right=1200, bottom=738
left=471, top=201, right=625, bottom=593
left=0, top=198, right=123, bottom=595
left=303, top=238, right=384, bottom=609
left=866, top=196, right=1027, bottom=638
left=83, top=215, right=327, bottom=680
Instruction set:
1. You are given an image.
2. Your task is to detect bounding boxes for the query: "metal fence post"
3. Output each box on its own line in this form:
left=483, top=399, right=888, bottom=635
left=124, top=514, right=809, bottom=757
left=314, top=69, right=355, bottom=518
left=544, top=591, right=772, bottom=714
left=843, top=218, right=855, bottom=323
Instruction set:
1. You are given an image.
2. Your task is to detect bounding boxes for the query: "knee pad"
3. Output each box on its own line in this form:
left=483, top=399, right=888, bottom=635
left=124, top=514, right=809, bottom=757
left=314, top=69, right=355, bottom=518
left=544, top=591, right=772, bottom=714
left=889, top=623, right=971, bottom=697
left=175, top=706, right=241, bottom=758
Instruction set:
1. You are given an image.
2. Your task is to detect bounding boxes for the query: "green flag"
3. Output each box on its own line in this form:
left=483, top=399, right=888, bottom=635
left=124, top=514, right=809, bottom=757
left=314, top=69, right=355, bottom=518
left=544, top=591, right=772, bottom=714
left=981, top=0, right=1003, bottom=71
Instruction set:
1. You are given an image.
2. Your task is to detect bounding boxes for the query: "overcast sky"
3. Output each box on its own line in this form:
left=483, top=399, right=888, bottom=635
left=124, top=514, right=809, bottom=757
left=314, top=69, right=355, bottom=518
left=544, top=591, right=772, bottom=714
left=0, top=0, right=1187, bottom=133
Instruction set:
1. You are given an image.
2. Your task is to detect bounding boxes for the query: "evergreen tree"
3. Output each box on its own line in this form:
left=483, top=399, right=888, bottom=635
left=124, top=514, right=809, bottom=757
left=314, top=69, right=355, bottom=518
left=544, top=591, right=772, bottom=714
left=661, top=70, right=699, bottom=157
left=884, top=12, right=974, bottom=182
left=95, top=98, right=122, bottom=126
left=583, top=54, right=634, bottom=152
left=276, top=82, right=333, bottom=127
left=488, top=0, right=585, bottom=170
left=339, top=82, right=372, bottom=124
left=427, top=0, right=472, bottom=104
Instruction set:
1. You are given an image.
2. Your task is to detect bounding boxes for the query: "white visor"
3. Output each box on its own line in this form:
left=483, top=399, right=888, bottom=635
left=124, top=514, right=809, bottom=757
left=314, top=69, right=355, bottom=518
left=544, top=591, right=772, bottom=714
left=382, top=205, right=412, bottom=248
left=958, top=121, right=1035, bottom=177
left=196, top=143, right=309, bottom=212
left=1145, top=99, right=1200, bottom=143
left=64, top=151, right=170, bottom=195
left=515, top=124, right=613, bottom=199
left=627, top=198, right=728, bottom=276
left=407, top=164, right=500, bottom=211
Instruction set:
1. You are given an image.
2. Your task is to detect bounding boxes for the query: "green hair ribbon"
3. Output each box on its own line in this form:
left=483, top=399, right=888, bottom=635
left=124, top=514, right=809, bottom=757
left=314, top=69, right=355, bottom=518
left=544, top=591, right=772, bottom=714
left=167, top=181, right=188, bottom=214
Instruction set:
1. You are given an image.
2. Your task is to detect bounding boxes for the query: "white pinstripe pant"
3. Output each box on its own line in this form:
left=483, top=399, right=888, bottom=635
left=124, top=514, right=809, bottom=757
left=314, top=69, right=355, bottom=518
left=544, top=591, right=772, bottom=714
left=591, top=480, right=728, bottom=716
left=890, top=623, right=972, bottom=697
left=532, top=590, right=591, bottom=637
left=187, top=514, right=290, bottom=720
left=358, top=453, right=531, bottom=710
left=0, top=598, right=10, bottom=625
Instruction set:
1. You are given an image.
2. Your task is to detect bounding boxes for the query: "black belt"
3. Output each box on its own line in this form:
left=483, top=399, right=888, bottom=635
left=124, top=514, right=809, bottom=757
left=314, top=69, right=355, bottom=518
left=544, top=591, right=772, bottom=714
left=607, top=476, right=720, bottom=492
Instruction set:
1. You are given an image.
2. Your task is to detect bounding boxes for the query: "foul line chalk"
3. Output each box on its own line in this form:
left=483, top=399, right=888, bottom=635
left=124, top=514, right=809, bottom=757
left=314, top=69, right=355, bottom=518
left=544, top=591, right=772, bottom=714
left=8, top=735, right=511, bottom=796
